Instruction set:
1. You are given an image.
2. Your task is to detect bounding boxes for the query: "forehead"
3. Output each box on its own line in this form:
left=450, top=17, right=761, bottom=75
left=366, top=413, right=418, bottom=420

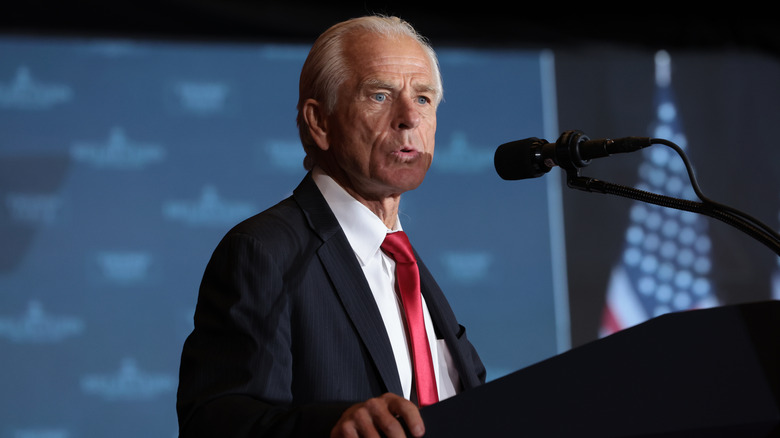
left=343, top=32, right=435, bottom=82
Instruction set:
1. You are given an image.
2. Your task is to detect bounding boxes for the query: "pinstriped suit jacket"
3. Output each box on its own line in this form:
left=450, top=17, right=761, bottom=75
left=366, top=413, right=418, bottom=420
left=177, top=172, right=486, bottom=437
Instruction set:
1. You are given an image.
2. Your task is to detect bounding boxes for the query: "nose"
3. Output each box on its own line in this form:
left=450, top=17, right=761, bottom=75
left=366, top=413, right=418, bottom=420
left=394, top=97, right=421, bottom=130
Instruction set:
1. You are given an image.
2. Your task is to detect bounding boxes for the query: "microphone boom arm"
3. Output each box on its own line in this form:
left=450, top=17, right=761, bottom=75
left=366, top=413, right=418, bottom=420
left=561, top=133, right=780, bottom=256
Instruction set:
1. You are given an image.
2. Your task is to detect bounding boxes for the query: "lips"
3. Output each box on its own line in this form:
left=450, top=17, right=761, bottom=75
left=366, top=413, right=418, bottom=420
left=392, top=146, right=421, bottom=161
left=396, top=141, right=421, bottom=153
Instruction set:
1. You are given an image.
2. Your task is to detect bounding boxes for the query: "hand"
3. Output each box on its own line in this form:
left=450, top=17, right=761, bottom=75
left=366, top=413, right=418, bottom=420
left=330, top=393, right=425, bottom=438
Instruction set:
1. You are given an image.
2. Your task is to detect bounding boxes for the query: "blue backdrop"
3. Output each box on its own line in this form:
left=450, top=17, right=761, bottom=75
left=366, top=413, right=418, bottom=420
left=0, top=36, right=564, bottom=436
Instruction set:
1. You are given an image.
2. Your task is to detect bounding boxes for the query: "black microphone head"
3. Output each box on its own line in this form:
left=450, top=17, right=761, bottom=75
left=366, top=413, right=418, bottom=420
left=494, top=138, right=551, bottom=180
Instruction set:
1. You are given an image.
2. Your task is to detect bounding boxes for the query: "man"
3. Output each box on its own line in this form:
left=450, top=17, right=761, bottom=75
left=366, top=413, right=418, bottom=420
left=177, top=15, right=485, bottom=438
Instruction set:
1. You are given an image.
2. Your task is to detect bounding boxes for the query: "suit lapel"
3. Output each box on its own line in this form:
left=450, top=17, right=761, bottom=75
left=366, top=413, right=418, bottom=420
left=417, top=255, right=483, bottom=391
left=293, top=173, right=404, bottom=396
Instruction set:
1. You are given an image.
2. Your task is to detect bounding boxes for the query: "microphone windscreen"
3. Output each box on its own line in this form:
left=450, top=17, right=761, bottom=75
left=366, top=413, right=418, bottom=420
left=494, top=139, right=539, bottom=180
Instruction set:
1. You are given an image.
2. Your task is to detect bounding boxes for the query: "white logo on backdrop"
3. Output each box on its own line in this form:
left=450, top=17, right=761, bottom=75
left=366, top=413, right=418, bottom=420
left=264, top=138, right=306, bottom=171
left=11, top=429, right=70, bottom=438
left=5, top=193, right=64, bottom=225
left=0, top=301, right=85, bottom=343
left=0, top=66, right=74, bottom=110
left=432, top=131, right=493, bottom=173
left=162, top=185, right=257, bottom=227
left=70, top=127, right=166, bottom=169
left=441, top=251, right=493, bottom=283
left=80, top=358, right=176, bottom=401
left=172, top=81, right=231, bottom=114
left=95, top=251, right=153, bottom=284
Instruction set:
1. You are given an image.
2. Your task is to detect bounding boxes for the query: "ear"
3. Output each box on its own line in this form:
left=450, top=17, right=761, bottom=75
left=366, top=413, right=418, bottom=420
left=302, top=98, right=330, bottom=151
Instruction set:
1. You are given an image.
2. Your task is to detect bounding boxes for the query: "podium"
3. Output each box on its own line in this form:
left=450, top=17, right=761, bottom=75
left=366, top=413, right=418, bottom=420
left=421, top=300, right=780, bottom=437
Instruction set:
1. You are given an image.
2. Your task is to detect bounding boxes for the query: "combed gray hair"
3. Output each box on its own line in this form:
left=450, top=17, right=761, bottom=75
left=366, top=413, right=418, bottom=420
left=295, top=15, right=443, bottom=170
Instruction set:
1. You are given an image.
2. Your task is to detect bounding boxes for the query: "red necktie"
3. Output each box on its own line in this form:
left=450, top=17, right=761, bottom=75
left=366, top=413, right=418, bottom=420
left=381, top=231, right=438, bottom=407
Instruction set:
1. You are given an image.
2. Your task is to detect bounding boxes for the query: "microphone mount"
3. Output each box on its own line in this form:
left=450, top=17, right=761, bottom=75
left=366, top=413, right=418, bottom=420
left=553, top=129, right=593, bottom=172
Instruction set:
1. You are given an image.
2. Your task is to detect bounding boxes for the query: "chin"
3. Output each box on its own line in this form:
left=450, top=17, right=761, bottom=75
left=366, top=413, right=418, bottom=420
left=391, top=173, right=427, bottom=194
left=372, top=163, right=430, bottom=195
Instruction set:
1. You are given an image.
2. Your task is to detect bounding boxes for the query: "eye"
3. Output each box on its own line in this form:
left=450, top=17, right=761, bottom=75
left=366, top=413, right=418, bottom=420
left=372, top=93, right=387, bottom=102
left=416, top=96, right=430, bottom=105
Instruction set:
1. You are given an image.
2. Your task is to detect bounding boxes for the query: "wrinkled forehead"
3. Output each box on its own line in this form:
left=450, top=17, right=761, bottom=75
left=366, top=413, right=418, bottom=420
left=342, top=31, right=442, bottom=102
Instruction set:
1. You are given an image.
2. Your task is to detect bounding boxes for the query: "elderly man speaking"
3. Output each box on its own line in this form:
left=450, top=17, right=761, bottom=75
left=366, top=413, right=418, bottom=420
left=177, top=15, right=486, bottom=438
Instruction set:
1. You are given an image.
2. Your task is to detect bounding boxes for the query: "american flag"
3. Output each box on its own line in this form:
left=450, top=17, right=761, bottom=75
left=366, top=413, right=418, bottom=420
left=600, top=51, right=719, bottom=336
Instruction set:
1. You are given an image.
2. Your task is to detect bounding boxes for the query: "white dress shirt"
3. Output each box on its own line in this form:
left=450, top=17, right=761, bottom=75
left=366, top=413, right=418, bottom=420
left=312, top=168, right=460, bottom=402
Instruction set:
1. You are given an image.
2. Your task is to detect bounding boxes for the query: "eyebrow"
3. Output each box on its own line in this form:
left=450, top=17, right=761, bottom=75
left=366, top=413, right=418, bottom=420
left=361, top=78, right=440, bottom=97
left=361, top=78, right=394, bottom=91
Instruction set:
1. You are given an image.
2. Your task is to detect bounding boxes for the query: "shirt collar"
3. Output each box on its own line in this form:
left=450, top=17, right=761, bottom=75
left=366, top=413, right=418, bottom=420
left=312, top=167, right=401, bottom=266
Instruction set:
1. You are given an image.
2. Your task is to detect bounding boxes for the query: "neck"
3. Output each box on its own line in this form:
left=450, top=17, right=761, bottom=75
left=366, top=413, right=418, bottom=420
left=338, top=184, right=400, bottom=229
left=314, top=166, right=401, bottom=229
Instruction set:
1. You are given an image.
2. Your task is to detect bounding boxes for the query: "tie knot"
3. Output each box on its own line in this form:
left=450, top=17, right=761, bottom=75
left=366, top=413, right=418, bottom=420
left=381, top=231, right=416, bottom=264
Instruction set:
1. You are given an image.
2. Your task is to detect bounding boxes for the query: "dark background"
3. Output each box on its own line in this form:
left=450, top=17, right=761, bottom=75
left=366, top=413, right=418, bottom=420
left=3, top=1, right=780, bottom=56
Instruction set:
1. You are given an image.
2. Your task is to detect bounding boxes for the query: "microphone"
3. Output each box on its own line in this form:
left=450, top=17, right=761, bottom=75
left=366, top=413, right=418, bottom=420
left=494, top=130, right=653, bottom=180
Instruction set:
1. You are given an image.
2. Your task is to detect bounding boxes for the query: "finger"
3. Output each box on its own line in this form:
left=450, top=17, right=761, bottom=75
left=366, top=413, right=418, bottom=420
left=338, top=399, right=411, bottom=438
left=331, top=404, right=380, bottom=438
left=382, top=395, right=425, bottom=437
left=352, top=398, right=398, bottom=437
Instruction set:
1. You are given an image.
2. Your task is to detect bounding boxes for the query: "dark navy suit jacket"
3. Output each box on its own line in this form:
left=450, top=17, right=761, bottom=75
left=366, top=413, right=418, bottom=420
left=177, top=173, right=485, bottom=437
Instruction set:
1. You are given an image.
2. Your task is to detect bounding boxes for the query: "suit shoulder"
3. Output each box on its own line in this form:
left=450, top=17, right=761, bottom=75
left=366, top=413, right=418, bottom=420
left=224, top=196, right=310, bottom=247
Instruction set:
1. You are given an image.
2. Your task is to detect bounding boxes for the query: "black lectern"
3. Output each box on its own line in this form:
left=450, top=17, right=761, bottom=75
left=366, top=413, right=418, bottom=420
left=421, top=300, right=780, bottom=437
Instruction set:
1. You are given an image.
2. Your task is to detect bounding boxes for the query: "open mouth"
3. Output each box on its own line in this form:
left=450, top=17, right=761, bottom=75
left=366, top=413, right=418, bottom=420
left=393, top=147, right=420, bottom=160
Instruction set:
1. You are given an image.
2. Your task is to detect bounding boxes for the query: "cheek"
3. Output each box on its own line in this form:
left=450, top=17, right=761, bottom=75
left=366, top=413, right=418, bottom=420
left=329, top=112, right=374, bottom=159
left=348, top=112, right=383, bottom=146
left=424, top=119, right=437, bottom=152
